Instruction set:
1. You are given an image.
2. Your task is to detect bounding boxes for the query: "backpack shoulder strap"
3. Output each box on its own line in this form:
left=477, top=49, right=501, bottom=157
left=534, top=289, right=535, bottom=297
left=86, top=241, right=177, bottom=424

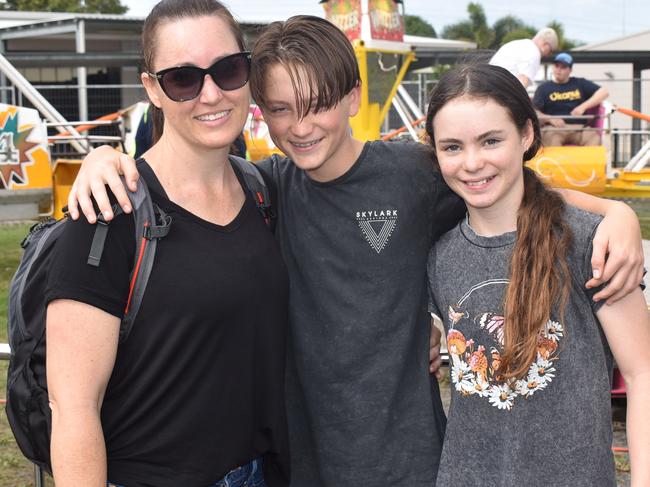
left=120, top=174, right=171, bottom=342
left=229, top=155, right=276, bottom=231
left=83, top=170, right=172, bottom=343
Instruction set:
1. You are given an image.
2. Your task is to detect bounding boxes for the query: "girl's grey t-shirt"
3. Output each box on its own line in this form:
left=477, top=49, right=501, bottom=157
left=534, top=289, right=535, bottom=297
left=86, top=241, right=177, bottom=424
left=428, top=205, right=616, bottom=487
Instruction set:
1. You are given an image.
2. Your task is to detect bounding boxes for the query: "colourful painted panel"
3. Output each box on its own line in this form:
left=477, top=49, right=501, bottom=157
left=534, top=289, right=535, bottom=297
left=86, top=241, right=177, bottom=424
left=368, top=0, right=404, bottom=41
left=322, top=0, right=362, bottom=42
left=0, top=104, right=51, bottom=190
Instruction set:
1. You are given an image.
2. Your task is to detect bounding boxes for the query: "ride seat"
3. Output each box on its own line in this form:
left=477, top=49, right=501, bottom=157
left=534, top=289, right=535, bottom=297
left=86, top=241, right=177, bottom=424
left=583, top=102, right=611, bottom=144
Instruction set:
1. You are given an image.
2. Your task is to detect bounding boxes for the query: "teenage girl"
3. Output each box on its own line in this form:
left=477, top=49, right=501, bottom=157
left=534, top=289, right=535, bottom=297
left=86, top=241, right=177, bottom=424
left=426, top=63, right=650, bottom=486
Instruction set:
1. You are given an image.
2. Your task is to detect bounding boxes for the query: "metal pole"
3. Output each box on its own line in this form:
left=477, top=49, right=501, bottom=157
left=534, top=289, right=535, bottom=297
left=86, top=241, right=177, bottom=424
left=632, top=66, right=642, bottom=155
left=33, top=464, right=45, bottom=487
left=391, top=97, right=419, bottom=141
left=397, top=84, right=424, bottom=119
left=418, top=73, right=425, bottom=114
left=76, top=20, right=88, bottom=123
left=0, top=50, right=86, bottom=153
left=0, top=40, right=7, bottom=105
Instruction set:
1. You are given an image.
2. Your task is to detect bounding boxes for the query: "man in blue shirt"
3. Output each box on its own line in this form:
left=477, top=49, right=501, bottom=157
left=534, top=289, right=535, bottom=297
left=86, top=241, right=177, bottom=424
left=533, top=53, right=609, bottom=146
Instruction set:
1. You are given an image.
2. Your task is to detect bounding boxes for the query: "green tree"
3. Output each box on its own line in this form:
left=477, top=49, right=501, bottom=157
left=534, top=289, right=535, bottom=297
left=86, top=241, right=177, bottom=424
left=547, top=19, right=582, bottom=50
left=467, top=2, right=494, bottom=48
left=500, top=27, right=536, bottom=45
left=492, top=15, right=535, bottom=47
left=403, top=14, right=437, bottom=38
left=5, top=0, right=127, bottom=14
left=441, top=20, right=474, bottom=43
left=441, top=3, right=493, bottom=48
left=440, top=3, right=584, bottom=49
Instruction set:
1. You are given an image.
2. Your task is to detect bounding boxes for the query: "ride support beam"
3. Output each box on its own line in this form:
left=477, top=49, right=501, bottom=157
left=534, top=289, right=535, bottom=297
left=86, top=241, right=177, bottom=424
left=632, top=65, right=642, bottom=155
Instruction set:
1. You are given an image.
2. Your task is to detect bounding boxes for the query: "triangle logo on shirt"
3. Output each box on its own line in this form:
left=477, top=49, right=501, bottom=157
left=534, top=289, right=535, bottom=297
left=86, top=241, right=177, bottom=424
left=356, top=209, right=398, bottom=253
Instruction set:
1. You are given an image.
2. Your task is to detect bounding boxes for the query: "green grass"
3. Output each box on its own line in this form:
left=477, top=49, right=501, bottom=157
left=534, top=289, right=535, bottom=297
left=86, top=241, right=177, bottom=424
left=614, top=452, right=631, bottom=473
left=623, top=199, right=650, bottom=240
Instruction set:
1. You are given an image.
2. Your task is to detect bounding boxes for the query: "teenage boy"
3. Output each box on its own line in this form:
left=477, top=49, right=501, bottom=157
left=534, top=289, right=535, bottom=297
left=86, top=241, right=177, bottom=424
left=248, top=17, right=461, bottom=486
left=68, top=16, right=643, bottom=487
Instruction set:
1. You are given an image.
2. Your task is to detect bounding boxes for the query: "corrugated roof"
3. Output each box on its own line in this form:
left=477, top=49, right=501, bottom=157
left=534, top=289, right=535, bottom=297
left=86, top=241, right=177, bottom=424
left=0, top=11, right=145, bottom=33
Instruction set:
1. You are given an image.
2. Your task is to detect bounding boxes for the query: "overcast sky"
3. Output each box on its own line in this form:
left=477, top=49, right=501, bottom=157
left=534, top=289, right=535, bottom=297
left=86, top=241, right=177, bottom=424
left=123, top=0, right=649, bottom=46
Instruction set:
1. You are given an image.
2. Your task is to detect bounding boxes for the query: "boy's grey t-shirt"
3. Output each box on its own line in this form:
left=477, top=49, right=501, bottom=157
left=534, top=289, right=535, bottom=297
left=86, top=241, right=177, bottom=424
left=258, top=141, right=465, bottom=486
left=428, top=205, right=616, bottom=487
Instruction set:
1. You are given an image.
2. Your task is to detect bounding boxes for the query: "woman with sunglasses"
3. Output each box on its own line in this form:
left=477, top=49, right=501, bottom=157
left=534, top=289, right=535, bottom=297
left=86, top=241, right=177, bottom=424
left=44, top=1, right=289, bottom=486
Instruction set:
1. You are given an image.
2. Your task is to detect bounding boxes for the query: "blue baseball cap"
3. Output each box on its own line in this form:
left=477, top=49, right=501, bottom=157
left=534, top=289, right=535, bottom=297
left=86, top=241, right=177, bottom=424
left=554, top=52, right=573, bottom=67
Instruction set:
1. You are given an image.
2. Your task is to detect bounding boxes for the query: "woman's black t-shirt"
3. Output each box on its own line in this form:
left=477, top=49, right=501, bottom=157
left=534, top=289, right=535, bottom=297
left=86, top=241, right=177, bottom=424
left=45, top=160, right=290, bottom=487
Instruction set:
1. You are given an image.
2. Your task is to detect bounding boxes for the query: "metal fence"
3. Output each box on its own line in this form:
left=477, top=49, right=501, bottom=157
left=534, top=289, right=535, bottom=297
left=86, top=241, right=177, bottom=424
left=0, top=79, right=647, bottom=165
left=611, top=129, right=650, bottom=168
left=384, top=76, right=650, bottom=164
left=15, top=84, right=147, bottom=123
left=0, top=83, right=146, bottom=159
left=383, top=79, right=438, bottom=132
left=0, top=86, right=16, bottom=106
left=45, top=119, right=128, bottom=161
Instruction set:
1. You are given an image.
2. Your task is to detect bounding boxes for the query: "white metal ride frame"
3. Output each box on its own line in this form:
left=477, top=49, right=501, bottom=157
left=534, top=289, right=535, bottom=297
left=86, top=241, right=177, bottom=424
left=0, top=51, right=86, bottom=154
left=391, top=84, right=424, bottom=141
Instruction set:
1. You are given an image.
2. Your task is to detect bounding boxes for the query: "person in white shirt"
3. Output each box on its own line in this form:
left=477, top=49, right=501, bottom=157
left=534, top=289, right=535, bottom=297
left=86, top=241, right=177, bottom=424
left=490, top=27, right=558, bottom=88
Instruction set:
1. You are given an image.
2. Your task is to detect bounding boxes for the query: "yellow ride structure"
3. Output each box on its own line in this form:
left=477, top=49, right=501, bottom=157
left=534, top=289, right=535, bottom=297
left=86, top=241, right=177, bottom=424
left=0, top=102, right=131, bottom=220
left=527, top=106, right=650, bottom=198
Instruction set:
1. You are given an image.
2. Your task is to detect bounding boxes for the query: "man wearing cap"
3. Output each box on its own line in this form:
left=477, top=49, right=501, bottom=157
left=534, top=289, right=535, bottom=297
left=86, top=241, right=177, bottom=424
left=489, top=27, right=559, bottom=88
left=533, top=52, right=609, bottom=146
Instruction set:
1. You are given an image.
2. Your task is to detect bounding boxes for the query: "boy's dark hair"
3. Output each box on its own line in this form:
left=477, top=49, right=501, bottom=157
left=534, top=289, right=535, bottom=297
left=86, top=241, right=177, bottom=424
left=141, top=0, right=246, bottom=142
left=250, top=15, right=361, bottom=119
left=425, top=63, right=572, bottom=381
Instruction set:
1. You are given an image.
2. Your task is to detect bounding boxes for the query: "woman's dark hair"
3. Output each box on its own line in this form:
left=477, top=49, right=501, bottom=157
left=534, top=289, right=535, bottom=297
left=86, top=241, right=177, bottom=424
left=249, top=15, right=361, bottom=119
left=426, top=64, right=573, bottom=380
left=141, top=0, right=246, bottom=142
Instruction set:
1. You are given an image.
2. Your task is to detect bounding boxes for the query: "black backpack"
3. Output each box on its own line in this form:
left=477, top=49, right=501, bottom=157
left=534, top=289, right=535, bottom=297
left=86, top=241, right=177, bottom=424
left=5, top=156, right=273, bottom=474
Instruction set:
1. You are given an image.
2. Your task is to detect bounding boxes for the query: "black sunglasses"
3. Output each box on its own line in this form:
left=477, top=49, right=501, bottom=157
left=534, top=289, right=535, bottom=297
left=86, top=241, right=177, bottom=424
left=148, top=51, right=251, bottom=102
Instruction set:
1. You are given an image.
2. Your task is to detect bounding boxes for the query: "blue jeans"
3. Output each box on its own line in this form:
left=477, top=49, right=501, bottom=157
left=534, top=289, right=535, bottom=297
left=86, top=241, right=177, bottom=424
left=211, top=457, right=266, bottom=487
left=107, top=457, right=266, bottom=487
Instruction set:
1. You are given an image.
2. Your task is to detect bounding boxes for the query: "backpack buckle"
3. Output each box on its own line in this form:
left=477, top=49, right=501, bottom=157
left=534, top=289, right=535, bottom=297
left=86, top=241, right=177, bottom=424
left=143, top=205, right=172, bottom=240
left=254, top=191, right=275, bottom=223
